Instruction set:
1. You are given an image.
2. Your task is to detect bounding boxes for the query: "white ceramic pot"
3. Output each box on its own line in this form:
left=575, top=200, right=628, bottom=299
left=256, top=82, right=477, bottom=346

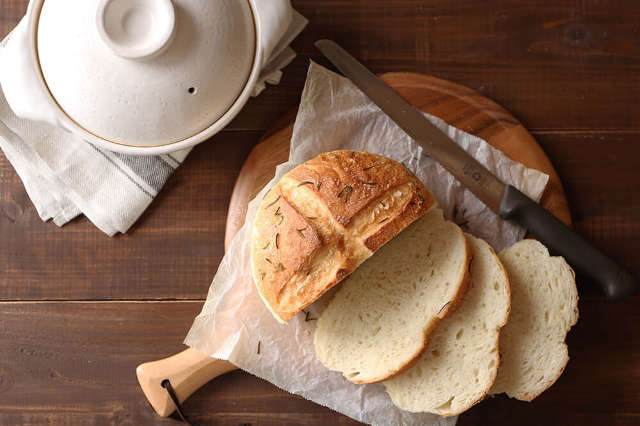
left=0, top=0, right=292, bottom=154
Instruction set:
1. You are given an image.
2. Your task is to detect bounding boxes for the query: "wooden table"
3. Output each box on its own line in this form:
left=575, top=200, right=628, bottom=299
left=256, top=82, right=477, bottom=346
left=1, top=1, right=638, bottom=425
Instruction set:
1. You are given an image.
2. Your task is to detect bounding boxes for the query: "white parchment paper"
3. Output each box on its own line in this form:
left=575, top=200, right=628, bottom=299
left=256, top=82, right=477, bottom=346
left=184, top=62, right=549, bottom=425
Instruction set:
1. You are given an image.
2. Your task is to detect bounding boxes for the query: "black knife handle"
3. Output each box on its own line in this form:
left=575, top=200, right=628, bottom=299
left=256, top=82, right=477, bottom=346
left=500, top=185, right=637, bottom=300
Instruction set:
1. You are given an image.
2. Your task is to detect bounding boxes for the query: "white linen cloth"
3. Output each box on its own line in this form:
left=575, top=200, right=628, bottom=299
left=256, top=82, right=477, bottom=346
left=0, top=10, right=307, bottom=236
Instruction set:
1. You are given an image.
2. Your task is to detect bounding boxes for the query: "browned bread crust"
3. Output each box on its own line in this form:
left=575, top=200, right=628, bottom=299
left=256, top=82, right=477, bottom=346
left=251, top=150, right=435, bottom=323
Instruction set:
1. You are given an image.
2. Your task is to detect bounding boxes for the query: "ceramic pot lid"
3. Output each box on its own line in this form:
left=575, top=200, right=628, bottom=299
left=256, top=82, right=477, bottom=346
left=36, top=0, right=256, bottom=147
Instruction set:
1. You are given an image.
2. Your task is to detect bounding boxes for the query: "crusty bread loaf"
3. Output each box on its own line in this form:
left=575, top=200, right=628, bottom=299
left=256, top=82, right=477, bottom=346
left=313, top=208, right=471, bottom=384
left=384, top=234, right=510, bottom=416
left=490, top=239, right=579, bottom=401
left=251, top=150, right=435, bottom=323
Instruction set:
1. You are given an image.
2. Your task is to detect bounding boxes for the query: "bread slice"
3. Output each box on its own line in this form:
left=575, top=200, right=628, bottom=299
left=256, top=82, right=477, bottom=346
left=383, top=234, right=510, bottom=416
left=251, top=150, right=435, bottom=323
left=490, top=239, right=579, bottom=401
left=314, top=208, right=471, bottom=384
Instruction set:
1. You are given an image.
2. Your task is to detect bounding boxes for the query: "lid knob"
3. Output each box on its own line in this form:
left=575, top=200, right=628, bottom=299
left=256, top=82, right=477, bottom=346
left=96, top=0, right=175, bottom=60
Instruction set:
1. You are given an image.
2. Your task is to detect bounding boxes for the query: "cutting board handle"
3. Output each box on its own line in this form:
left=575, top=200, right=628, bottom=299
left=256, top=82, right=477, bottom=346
left=136, top=347, right=237, bottom=417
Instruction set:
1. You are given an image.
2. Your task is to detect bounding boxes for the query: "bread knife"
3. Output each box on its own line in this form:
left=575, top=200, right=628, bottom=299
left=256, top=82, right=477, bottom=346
left=315, top=39, right=636, bottom=300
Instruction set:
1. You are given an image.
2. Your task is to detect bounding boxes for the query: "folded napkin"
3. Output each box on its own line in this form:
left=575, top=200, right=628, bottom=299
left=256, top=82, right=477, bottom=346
left=0, top=11, right=307, bottom=236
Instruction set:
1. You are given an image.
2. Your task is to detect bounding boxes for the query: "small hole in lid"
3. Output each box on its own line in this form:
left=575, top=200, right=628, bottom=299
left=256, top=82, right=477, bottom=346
left=188, top=87, right=197, bottom=94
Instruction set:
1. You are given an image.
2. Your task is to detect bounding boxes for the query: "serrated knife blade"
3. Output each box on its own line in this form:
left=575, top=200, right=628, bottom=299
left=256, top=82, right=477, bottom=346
left=315, top=39, right=636, bottom=300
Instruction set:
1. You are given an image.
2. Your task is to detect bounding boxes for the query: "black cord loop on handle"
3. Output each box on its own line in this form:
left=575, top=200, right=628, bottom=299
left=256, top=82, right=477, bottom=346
left=161, top=379, right=194, bottom=425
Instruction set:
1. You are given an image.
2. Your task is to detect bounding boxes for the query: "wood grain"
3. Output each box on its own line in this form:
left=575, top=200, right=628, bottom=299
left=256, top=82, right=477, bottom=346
left=0, top=131, right=258, bottom=301
left=0, top=0, right=639, bottom=424
left=0, top=296, right=636, bottom=425
left=5, top=1, right=640, bottom=133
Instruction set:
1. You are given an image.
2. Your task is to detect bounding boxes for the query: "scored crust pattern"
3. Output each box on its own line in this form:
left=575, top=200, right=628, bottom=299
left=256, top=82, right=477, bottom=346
left=250, top=150, right=435, bottom=323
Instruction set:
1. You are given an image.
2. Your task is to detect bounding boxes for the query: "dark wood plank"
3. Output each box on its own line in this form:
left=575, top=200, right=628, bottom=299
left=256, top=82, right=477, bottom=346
left=250, top=0, right=640, bottom=131
left=0, top=0, right=25, bottom=32
left=0, top=0, right=639, bottom=424
left=2, top=130, right=638, bottom=300
left=0, top=297, right=637, bottom=425
left=0, top=301, right=360, bottom=425
left=3, top=1, right=640, bottom=132
left=0, top=131, right=259, bottom=301
left=206, top=0, right=640, bottom=132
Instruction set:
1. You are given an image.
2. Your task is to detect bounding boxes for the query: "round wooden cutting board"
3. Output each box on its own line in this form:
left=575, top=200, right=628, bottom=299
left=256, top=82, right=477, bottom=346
left=224, top=72, right=571, bottom=248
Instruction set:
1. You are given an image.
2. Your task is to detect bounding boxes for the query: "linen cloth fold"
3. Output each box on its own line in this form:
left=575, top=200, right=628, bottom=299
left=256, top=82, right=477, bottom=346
left=0, top=10, right=307, bottom=236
